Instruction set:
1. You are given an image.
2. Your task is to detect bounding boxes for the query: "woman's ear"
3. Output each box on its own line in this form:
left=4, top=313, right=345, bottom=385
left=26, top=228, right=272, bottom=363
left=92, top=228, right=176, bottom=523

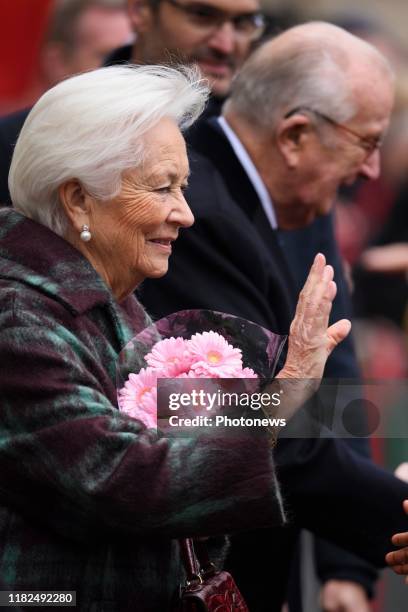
left=58, top=180, right=91, bottom=233
left=276, top=114, right=313, bottom=169
left=127, top=0, right=154, bottom=34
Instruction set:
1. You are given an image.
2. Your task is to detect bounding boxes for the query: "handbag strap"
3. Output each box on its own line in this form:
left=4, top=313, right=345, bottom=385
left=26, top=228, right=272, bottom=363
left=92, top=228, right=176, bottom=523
left=179, top=538, right=201, bottom=585
left=178, top=538, right=217, bottom=585
left=193, top=538, right=217, bottom=578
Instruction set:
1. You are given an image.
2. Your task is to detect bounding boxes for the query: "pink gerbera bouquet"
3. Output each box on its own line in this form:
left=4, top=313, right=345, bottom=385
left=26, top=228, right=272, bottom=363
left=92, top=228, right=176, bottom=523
left=116, top=310, right=286, bottom=429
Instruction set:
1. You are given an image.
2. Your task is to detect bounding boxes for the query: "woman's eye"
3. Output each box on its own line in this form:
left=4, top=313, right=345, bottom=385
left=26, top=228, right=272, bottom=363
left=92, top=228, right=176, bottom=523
left=181, top=184, right=189, bottom=193
left=156, top=186, right=171, bottom=193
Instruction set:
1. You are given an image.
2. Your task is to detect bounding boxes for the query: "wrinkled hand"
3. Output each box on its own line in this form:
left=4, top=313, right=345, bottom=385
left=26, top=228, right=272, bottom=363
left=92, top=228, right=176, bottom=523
left=386, top=500, right=408, bottom=583
left=278, top=252, right=351, bottom=383
left=320, top=580, right=372, bottom=612
left=264, top=254, right=351, bottom=426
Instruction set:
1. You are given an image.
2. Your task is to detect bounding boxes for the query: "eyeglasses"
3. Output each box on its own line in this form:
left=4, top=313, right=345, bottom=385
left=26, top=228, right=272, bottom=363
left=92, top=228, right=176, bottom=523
left=284, top=106, right=383, bottom=155
left=163, top=0, right=266, bottom=40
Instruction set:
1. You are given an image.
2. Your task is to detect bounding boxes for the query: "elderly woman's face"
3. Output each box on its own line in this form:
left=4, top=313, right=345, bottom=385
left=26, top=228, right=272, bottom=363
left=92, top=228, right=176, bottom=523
left=83, top=118, right=194, bottom=299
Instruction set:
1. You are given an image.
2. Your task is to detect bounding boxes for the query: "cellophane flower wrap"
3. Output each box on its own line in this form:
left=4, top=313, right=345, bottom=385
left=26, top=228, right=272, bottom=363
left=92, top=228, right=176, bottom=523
left=116, top=310, right=286, bottom=431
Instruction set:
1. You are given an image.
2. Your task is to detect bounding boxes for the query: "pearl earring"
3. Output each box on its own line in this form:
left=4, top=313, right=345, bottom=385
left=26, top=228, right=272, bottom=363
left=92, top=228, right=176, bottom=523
left=80, top=224, right=91, bottom=242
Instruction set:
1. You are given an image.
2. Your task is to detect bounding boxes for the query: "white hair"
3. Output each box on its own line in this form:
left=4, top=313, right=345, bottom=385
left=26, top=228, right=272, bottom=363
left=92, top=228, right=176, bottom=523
left=227, top=23, right=393, bottom=134
left=227, top=47, right=356, bottom=128
left=9, top=64, right=208, bottom=235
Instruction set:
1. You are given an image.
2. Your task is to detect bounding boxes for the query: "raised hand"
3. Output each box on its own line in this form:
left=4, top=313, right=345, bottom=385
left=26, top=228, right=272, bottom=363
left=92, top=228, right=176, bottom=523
left=278, top=252, right=351, bottom=382
left=264, top=253, right=351, bottom=428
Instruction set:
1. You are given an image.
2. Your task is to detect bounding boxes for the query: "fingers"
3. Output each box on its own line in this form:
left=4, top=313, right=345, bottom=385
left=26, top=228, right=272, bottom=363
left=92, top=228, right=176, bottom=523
left=295, top=253, right=326, bottom=317
left=392, top=529, right=408, bottom=546
left=285, top=253, right=350, bottom=380
left=385, top=550, right=408, bottom=574
left=386, top=546, right=408, bottom=565
left=298, top=265, right=335, bottom=337
left=299, top=253, right=328, bottom=304
left=385, top=500, right=408, bottom=577
left=325, top=279, right=337, bottom=303
left=296, top=254, right=335, bottom=324
left=301, top=253, right=326, bottom=297
left=326, top=319, right=352, bottom=353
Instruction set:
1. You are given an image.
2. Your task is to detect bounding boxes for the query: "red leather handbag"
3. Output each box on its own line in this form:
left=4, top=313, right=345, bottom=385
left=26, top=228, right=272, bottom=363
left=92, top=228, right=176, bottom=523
left=176, top=538, right=249, bottom=611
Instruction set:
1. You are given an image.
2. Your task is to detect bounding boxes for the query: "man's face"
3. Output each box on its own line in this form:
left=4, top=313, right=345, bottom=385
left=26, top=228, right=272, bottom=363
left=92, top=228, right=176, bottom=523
left=287, top=77, right=394, bottom=228
left=131, top=0, right=262, bottom=98
left=65, top=7, right=132, bottom=76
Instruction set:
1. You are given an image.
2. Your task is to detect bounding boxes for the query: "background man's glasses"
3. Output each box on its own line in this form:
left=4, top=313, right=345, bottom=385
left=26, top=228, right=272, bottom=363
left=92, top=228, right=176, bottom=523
left=163, top=0, right=266, bottom=40
left=285, top=106, right=383, bottom=155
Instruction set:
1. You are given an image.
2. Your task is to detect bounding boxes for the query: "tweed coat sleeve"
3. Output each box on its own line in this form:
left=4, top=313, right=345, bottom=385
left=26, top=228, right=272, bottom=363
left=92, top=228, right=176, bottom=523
left=0, top=285, right=285, bottom=544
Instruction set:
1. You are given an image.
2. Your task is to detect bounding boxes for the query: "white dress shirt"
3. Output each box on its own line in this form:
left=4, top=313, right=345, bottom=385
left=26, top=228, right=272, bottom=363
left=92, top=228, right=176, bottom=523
left=217, top=116, right=278, bottom=230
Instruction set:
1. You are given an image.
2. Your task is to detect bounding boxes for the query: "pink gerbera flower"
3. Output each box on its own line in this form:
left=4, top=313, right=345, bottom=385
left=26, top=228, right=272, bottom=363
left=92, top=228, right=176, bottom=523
left=188, top=331, right=243, bottom=377
left=145, top=337, right=192, bottom=376
left=118, top=367, right=157, bottom=428
left=236, top=367, right=258, bottom=378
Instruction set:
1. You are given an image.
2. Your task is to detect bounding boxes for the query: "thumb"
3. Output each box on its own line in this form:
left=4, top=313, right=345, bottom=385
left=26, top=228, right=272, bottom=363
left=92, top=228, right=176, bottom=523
left=326, top=319, right=352, bottom=354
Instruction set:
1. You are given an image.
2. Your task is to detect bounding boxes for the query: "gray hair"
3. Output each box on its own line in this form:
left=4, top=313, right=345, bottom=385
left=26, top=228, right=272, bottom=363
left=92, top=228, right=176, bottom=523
left=9, top=64, right=208, bottom=236
left=227, top=26, right=392, bottom=132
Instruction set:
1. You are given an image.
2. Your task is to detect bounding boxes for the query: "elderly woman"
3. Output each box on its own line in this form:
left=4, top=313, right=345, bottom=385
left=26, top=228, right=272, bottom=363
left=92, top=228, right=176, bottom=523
left=0, top=65, right=349, bottom=610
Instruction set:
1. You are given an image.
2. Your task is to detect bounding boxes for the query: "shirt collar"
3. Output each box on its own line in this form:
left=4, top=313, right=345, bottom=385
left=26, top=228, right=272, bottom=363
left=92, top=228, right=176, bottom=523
left=217, top=116, right=278, bottom=229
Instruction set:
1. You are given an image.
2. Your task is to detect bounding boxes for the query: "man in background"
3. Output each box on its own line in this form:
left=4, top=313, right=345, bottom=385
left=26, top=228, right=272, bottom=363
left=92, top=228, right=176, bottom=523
left=139, top=20, right=394, bottom=611
left=37, top=0, right=132, bottom=87
left=107, top=0, right=266, bottom=112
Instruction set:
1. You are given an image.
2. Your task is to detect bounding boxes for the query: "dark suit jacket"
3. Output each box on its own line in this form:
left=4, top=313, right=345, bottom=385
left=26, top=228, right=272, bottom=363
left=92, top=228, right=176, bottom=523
left=0, top=108, right=29, bottom=206
left=139, top=118, right=381, bottom=609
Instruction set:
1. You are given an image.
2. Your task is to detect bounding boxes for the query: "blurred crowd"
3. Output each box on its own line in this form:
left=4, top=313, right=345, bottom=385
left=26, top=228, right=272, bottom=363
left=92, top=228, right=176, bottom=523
left=0, top=0, right=132, bottom=114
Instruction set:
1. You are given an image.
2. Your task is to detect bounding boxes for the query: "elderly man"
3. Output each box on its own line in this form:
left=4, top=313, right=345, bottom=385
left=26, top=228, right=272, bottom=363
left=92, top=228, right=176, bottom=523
left=140, top=22, right=395, bottom=612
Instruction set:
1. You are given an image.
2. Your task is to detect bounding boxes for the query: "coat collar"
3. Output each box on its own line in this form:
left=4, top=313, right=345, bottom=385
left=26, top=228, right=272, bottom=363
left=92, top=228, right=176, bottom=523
left=0, top=208, right=114, bottom=316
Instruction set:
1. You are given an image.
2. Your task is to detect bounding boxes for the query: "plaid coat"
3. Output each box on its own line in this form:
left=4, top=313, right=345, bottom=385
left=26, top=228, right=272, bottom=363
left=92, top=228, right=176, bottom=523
left=0, top=209, right=285, bottom=611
